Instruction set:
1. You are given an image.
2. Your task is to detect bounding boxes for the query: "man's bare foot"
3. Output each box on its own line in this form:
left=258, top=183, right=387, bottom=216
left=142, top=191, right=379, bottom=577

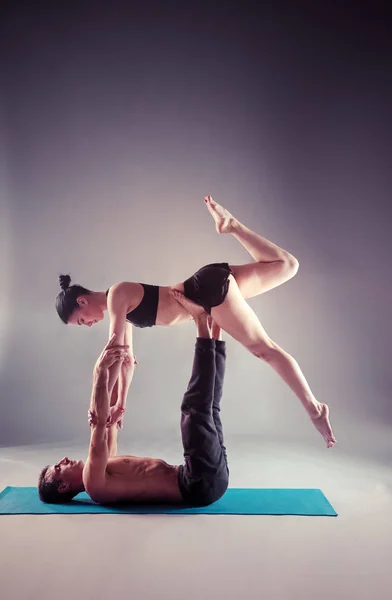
left=211, top=318, right=222, bottom=340
left=171, top=290, right=212, bottom=338
left=195, top=313, right=213, bottom=339
left=204, top=195, right=236, bottom=234
left=171, top=289, right=204, bottom=320
left=310, top=403, right=336, bottom=448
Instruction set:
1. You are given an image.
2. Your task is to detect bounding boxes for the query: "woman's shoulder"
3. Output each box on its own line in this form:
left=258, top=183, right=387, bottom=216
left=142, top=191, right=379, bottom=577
left=108, top=281, right=141, bottom=293
left=107, top=281, right=144, bottom=305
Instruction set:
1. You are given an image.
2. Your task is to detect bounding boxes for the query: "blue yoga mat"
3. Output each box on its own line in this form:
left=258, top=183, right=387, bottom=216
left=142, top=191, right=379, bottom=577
left=0, top=486, right=337, bottom=516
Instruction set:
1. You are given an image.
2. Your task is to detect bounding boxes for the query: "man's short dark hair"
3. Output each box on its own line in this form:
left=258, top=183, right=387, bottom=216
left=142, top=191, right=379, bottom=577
left=38, top=465, right=78, bottom=504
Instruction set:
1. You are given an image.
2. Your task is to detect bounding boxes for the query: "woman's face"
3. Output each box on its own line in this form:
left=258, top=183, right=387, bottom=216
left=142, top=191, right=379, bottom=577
left=67, top=297, right=105, bottom=327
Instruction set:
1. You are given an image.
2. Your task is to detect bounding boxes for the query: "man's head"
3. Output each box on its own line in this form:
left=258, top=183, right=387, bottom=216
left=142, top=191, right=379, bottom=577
left=38, top=457, right=85, bottom=504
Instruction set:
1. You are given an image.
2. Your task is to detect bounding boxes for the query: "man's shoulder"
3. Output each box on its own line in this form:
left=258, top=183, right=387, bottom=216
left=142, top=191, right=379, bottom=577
left=83, top=467, right=121, bottom=505
left=83, top=478, right=108, bottom=504
left=82, top=460, right=108, bottom=497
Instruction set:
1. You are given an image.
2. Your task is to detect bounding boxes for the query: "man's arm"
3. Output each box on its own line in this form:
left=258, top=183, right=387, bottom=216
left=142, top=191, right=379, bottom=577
left=85, top=339, right=128, bottom=492
left=88, top=377, right=120, bottom=461
left=106, top=426, right=118, bottom=458
left=107, top=381, right=119, bottom=457
left=85, top=368, right=111, bottom=490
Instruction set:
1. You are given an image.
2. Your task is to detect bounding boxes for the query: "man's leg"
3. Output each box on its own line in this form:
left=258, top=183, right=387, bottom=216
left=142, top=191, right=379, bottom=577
left=172, top=289, right=228, bottom=467
left=180, top=316, right=220, bottom=476
left=177, top=312, right=228, bottom=505
left=211, top=320, right=228, bottom=467
left=172, top=288, right=228, bottom=463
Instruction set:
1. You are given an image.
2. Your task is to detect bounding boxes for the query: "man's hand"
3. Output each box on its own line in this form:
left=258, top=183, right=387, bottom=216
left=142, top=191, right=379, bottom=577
left=94, top=334, right=129, bottom=376
left=122, top=354, right=136, bottom=371
left=88, top=409, right=98, bottom=427
left=107, top=404, right=125, bottom=428
left=88, top=404, right=124, bottom=429
left=170, top=289, right=204, bottom=320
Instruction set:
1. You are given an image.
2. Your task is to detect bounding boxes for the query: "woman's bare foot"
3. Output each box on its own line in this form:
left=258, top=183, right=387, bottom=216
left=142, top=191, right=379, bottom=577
left=310, top=403, right=336, bottom=448
left=204, top=195, right=236, bottom=234
left=171, top=289, right=203, bottom=320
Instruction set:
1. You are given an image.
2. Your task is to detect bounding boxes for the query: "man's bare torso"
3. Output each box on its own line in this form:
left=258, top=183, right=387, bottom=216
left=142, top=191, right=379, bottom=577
left=84, top=456, right=183, bottom=505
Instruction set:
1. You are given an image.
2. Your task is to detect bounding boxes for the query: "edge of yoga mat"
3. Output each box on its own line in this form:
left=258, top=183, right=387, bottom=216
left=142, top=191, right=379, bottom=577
left=0, top=487, right=338, bottom=516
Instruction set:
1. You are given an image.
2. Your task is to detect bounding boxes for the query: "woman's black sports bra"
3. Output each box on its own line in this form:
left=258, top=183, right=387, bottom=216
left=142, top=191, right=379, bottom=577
left=106, top=284, right=159, bottom=328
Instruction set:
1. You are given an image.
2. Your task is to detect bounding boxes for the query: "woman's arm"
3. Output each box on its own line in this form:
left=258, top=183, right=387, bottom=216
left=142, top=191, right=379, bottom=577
left=116, top=322, right=136, bottom=411
left=106, top=284, right=129, bottom=396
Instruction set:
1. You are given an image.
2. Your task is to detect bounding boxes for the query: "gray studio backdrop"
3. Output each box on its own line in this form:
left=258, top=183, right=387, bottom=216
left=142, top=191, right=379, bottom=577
left=1, top=3, right=391, bottom=459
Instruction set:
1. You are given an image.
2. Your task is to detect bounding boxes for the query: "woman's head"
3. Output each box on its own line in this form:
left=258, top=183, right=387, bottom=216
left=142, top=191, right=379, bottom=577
left=55, top=274, right=105, bottom=326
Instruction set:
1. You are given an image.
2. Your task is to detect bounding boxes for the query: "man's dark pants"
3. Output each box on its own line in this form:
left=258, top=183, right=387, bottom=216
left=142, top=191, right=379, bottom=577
left=177, top=338, right=229, bottom=506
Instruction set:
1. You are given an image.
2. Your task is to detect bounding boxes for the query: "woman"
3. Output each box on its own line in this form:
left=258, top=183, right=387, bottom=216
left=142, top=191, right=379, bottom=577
left=55, top=196, right=336, bottom=447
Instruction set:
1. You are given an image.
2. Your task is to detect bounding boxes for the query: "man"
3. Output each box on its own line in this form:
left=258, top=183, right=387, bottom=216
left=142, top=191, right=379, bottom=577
left=38, top=297, right=229, bottom=507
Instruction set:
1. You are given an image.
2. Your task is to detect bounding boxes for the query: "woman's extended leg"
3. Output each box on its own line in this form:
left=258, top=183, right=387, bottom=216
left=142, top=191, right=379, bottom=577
left=210, top=276, right=336, bottom=448
left=204, top=195, right=299, bottom=299
left=172, top=286, right=336, bottom=448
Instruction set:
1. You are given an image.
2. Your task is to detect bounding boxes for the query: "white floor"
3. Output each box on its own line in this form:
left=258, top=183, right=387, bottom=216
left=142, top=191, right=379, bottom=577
left=1, top=437, right=392, bottom=600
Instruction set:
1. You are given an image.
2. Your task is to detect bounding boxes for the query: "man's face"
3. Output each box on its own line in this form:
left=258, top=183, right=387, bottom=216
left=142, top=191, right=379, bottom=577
left=47, top=457, right=84, bottom=492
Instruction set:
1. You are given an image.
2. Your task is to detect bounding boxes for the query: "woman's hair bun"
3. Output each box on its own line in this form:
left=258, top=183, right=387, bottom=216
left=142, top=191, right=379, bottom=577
left=59, top=274, right=72, bottom=291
